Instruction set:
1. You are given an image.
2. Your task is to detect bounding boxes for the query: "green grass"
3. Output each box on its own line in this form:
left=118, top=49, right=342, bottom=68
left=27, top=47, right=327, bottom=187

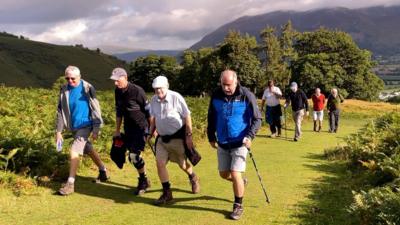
left=0, top=117, right=366, bottom=225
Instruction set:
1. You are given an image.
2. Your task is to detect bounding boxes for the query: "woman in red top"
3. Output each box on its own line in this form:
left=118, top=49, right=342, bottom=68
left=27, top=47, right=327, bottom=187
left=311, top=88, right=326, bottom=132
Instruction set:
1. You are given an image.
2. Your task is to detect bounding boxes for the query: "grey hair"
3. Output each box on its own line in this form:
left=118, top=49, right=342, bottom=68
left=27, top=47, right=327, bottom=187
left=220, top=70, right=237, bottom=82
left=65, top=65, right=81, bottom=77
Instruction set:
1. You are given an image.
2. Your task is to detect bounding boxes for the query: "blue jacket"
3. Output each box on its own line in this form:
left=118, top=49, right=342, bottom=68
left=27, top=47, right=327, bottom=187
left=207, top=85, right=262, bottom=149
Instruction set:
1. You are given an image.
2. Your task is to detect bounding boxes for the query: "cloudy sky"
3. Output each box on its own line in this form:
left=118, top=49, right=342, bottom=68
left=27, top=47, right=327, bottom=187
left=0, top=0, right=399, bottom=53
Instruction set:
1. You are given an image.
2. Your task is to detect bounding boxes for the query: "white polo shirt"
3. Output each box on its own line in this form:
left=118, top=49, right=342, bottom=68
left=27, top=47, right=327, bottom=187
left=262, top=86, right=282, bottom=107
left=150, top=90, right=191, bottom=136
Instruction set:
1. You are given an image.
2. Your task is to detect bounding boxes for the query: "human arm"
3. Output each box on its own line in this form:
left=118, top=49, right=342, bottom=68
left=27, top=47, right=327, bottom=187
left=207, top=95, right=218, bottom=149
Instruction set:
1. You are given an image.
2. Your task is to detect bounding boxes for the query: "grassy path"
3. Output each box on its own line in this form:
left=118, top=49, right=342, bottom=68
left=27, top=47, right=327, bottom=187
left=0, top=118, right=366, bottom=225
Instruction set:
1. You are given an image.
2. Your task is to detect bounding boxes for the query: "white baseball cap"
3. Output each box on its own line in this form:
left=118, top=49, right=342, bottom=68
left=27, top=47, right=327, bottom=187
left=152, top=76, right=169, bottom=88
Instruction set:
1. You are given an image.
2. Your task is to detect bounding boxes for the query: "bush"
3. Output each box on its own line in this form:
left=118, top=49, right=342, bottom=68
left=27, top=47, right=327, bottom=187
left=325, top=113, right=400, bottom=224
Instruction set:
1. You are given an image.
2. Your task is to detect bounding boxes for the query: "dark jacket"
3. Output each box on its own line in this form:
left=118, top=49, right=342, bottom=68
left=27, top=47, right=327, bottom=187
left=327, top=94, right=344, bottom=111
left=207, top=85, right=262, bottom=149
left=286, top=89, right=309, bottom=112
left=115, top=82, right=149, bottom=130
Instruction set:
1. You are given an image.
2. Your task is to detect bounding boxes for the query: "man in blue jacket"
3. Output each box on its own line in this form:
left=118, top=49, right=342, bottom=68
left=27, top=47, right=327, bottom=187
left=207, top=69, right=262, bottom=220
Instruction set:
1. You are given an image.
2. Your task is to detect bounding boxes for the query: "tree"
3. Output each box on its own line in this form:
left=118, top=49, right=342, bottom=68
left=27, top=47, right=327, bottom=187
left=260, top=21, right=298, bottom=95
left=216, top=30, right=263, bottom=93
left=129, top=55, right=180, bottom=92
left=291, top=28, right=384, bottom=100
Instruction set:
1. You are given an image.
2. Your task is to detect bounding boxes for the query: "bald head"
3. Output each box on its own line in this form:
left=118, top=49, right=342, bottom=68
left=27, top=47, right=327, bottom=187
left=220, top=70, right=238, bottom=96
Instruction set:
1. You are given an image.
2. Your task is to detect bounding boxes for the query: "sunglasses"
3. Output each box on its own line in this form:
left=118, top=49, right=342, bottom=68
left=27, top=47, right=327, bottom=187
left=65, top=77, right=76, bottom=81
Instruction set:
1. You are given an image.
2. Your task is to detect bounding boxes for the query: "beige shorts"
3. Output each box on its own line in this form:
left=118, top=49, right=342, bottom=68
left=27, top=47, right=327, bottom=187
left=71, top=127, right=93, bottom=155
left=156, top=138, right=186, bottom=167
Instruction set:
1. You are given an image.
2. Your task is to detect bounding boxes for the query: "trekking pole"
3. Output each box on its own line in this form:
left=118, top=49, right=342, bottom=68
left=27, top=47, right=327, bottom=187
left=147, top=139, right=156, bottom=156
left=248, top=148, right=270, bottom=204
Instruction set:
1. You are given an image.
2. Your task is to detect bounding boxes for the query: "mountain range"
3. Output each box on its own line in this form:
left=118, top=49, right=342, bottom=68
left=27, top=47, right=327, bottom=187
left=191, top=5, right=400, bottom=56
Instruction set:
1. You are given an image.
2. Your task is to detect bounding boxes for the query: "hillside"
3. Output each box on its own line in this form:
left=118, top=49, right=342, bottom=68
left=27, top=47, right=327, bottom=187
left=191, top=5, right=400, bottom=56
left=113, top=50, right=182, bottom=62
left=0, top=33, right=127, bottom=89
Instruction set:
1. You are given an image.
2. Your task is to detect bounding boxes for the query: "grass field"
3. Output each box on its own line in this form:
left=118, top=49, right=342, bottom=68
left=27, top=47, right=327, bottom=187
left=0, top=117, right=368, bottom=225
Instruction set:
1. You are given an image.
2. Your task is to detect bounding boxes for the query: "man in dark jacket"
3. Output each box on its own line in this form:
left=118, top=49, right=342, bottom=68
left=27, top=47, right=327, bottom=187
left=327, top=88, right=344, bottom=133
left=110, top=68, right=151, bottom=195
left=207, top=69, right=262, bottom=220
left=284, top=82, right=309, bottom=142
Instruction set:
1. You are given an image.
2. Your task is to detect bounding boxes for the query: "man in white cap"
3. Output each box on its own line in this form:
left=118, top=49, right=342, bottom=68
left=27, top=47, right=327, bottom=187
left=110, top=67, right=151, bottom=195
left=284, top=82, right=309, bottom=141
left=147, top=75, right=200, bottom=205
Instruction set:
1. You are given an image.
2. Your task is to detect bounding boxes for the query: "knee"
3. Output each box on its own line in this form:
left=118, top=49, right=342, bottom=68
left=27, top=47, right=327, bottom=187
left=219, top=171, right=230, bottom=179
left=129, top=152, right=144, bottom=169
left=156, top=160, right=167, bottom=169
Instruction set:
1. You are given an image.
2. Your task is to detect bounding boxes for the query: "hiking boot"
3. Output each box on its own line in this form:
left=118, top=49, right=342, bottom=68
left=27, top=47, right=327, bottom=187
left=154, top=189, right=173, bottom=206
left=189, top=173, right=200, bottom=194
left=96, top=170, right=109, bottom=182
left=58, top=182, right=74, bottom=196
left=134, top=177, right=150, bottom=195
left=230, top=203, right=244, bottom=220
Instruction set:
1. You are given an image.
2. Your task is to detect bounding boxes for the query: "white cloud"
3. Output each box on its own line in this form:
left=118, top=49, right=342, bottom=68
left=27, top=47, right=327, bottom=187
left=1, top=0, right=399, bottom=51
left=34, top=20, right=88, bottom=43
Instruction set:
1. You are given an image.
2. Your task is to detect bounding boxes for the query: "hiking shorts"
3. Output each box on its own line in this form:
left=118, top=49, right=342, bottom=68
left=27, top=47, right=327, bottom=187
left=124, top=127, right=146, bottom=154
left=156, top=138, right=186, bottom=167
left=313, top=110, right=324, bottom=121
left=71, top=127, right=93, bottom=155
left=217, top=146, right=248, bottom=172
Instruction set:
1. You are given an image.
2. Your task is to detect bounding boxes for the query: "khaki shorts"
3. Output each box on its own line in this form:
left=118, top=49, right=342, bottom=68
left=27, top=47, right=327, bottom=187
left=71, top=127, right=93, bottom=155
left=156, top=138, right=186, bottom=167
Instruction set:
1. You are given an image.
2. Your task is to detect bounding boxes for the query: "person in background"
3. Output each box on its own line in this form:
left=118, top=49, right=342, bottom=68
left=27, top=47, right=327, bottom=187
left=284, top=82, right=309, bottom=142
left=311, top=88, right=326, bottom=132
left=56, top=65, right=108, bottom=196
left=327, top=88, right=344, bottom=133
left=260, top=80, right=282, bottom=137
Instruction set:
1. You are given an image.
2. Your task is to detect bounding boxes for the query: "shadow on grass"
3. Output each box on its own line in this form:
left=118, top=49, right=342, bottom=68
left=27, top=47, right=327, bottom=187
left=292, top=153, right=359, bottom=225
left=48, top=176, right=232, bottom=217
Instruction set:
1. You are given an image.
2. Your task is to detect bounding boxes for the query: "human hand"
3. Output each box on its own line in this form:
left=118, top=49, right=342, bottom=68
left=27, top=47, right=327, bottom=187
left=55, top=132, right=63, bottom=143
left=210, top=141, right=218, bottom=149
left=306, top=111, right=309, bottom=117
left=91, top=132, right=98, bottom=141
left=113, top=130, right=121, bottom=138
left=243, top=137, right=252, bottom=148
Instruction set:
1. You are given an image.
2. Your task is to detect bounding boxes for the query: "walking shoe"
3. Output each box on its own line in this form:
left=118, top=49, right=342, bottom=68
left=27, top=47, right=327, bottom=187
left=294, top=138, right=298, bottom=142
left=269, top=133, right=277, bottom=138
left=134, top=177, right=151, bottom=195
left=230, top=203, right=244, bottom=220
left=58, top=182, right=74, bottom=196
left=189, top=173, right=200, bottom=194
left=154, top=189, right=173, bottom=206
left=96, top=170, right=109, bottom=182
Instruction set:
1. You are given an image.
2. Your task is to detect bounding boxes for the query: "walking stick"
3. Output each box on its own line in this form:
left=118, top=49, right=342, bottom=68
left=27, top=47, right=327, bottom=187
left=248, top=148, right=270, bottom=204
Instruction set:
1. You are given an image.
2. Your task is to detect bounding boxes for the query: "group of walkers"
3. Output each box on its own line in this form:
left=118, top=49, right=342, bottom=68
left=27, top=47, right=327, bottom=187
left=261, top=81, right=344, bottom=141
left=55, top=66, right=260, bottom=220
left=54, top=65, right=343, bottom=220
